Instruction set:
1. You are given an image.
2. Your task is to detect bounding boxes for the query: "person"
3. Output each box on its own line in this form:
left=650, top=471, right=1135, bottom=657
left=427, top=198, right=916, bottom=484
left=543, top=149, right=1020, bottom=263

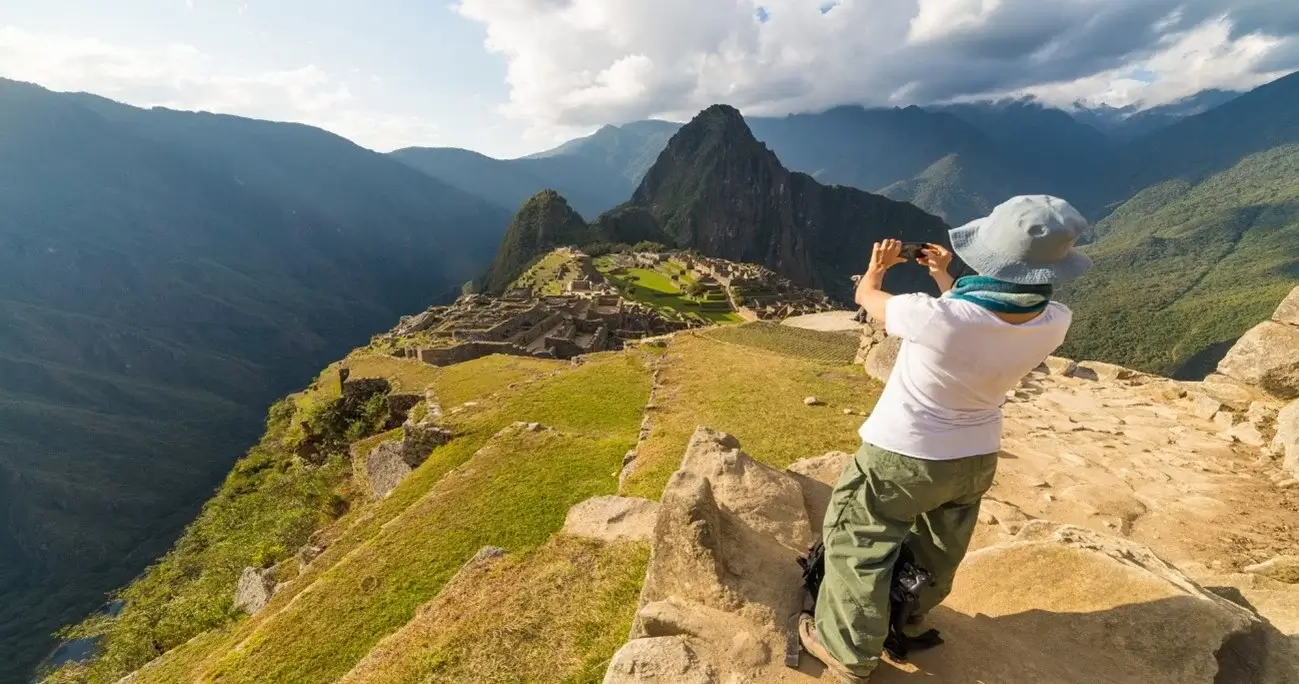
left=799, top=195, right=1093, bottom=682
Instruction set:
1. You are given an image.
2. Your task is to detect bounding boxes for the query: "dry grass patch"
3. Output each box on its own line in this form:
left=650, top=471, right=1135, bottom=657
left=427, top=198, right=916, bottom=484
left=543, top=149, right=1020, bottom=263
left=338, top=536, right=649, bottom=684
left=622, top=332, right=877, bottom=500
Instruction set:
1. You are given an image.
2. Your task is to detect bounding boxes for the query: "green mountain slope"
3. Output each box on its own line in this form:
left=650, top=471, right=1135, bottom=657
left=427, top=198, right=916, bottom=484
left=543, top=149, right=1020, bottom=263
left=484, top=191, right=595, bottom=291
left=1058, top=144, right=1299, bottom=377
left=390, top=146, right=632, bottom=218
left=524, top=119, right=682, bottom=184
left=1112, top=71, right=1299, bottom=200
left=0, top=79, right=509, bottom=682
left=879, top=153, right=1000, bottom=226
left=54, top=319, right=872, bottom=684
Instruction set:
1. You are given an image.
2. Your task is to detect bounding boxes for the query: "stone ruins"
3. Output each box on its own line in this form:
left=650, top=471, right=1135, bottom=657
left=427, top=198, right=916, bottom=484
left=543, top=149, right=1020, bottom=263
left=373, top=248, right=839, bottom=367
left=648, top=252, right=836, bottom=321
left=375, top=289, right=692, bottom=367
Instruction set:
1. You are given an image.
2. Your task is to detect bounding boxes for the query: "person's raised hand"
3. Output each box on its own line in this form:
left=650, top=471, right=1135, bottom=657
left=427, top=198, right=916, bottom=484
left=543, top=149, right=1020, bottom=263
left=868, top=239, right=906, bottom=277
left=918, top=243, right=953, bottom=275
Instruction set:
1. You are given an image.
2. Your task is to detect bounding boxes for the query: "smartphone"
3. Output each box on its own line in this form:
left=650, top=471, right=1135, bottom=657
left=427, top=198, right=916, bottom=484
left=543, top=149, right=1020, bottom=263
left=899, top=242, right=927, bottom=260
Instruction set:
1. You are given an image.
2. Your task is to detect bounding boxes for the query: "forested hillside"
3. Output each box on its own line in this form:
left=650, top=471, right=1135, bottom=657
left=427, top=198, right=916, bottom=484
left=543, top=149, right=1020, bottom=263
left=0, top=79, right=509, bottom=682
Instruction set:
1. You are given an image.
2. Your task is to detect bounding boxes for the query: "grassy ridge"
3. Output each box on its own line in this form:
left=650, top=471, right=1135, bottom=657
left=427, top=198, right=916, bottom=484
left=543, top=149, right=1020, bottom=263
left=62, top=353, right=567, bottom=684
left=108, top=352, right=647, bottom=684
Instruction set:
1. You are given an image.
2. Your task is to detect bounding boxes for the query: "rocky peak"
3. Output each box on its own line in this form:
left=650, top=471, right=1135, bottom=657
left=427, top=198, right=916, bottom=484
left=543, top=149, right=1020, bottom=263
left=630, top=104, right=953, bottom=298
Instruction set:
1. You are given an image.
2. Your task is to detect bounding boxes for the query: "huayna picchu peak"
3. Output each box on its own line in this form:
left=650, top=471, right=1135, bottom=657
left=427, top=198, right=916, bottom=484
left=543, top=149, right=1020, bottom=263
left=483, top=104, right=958, bottom=305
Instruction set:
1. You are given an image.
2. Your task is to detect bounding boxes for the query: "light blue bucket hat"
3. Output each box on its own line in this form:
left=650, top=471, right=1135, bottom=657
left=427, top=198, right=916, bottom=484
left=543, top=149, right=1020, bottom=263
left=949, top=195, right=1093, bottom=285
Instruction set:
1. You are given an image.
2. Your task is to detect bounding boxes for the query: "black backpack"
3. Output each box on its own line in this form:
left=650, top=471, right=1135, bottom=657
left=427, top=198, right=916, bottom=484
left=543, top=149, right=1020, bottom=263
left=798, top=539, right=944, bottom=662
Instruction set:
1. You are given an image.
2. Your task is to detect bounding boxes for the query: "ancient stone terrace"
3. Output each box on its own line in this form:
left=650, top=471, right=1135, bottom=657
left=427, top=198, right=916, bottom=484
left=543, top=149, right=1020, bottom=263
left=375, top=289, right=692, bottom=367
left=681, top=254, right=836, bottom=320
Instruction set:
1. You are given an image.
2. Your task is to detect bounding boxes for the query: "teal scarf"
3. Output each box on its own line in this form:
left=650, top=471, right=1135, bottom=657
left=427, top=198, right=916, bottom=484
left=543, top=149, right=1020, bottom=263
left=943, top=276, right=1053, bottom=314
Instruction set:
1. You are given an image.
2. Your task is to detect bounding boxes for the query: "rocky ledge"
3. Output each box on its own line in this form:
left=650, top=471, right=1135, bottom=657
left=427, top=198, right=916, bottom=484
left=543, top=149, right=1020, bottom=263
left=588, top=427, right=1298, bottom=683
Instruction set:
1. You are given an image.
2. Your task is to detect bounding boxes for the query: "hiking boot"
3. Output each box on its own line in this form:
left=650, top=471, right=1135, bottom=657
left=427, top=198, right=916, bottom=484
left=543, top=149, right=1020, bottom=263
left=798, top=613, right=875, bottom=683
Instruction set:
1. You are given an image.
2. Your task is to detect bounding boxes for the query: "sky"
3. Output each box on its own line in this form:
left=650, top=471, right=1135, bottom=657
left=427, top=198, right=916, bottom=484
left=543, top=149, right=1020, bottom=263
left=3, top=0, right=1299, bottom=159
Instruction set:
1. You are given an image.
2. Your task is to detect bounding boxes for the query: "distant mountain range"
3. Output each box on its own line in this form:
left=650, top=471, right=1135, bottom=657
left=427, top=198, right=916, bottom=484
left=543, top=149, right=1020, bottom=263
left=485, top=105, right=954, bottom=301
left=392, top=88, right=1247, bottom=227
left=0, top=78, right=510, bottom=682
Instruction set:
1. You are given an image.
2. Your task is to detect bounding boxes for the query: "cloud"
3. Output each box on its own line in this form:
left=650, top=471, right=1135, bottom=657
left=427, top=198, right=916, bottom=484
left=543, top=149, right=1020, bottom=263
left=455, top=0, right=1299, bottom=129
left=0, top=26, right=441, bottom=151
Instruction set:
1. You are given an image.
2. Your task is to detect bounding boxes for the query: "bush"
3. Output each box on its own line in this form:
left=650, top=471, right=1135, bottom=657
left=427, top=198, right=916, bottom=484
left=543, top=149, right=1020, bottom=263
left=631, top=240, right=667, bottom=253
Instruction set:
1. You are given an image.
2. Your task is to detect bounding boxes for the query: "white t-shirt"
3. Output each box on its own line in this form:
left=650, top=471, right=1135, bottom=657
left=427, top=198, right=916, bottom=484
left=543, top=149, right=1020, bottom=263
left=859, top=293, right=1072, bottom=460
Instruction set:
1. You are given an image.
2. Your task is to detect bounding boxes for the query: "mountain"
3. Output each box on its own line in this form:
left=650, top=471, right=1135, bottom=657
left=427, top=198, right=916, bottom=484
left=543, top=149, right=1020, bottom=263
left=1052, top=72, right=1299, bottom=377
left=525, top=119, right=682, bottom=183
left=1111, top=71, right=1299, bottom=200
left=484, top=191, right=598, bottom=291
left=389, top=146, right=630, bottom=218
left=391, top=120, right=680, bottom=219
left=1058, top=143, right=1299, bottom=378
left=630, top=105, right=955, bottom=298
left=1071, top=89, right=1243, bottom=141
left=0, top=78, right=509, bottom=683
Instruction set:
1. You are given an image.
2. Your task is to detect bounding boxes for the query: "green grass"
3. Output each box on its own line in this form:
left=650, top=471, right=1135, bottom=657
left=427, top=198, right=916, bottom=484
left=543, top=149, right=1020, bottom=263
left=336, top=537, right=649, bottom=684
left=701, top=322, right=860, bottom=365
left=599, top=264, right=743, bottom=324
left=124, top=352, right=651, bottom=684
left=622, top=332, right=876, bottom=500
left=67, top=352, right=579, bottom=684
left=510, top=249, right=585, bottom=295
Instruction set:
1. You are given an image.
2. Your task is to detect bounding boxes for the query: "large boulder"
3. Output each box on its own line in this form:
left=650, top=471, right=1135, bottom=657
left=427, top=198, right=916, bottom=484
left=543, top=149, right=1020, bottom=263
left=363, top=421, right=454, bottom=499
left=365, top=441, right=413, bottom=500
left=1272, top=286, right=1299, bottom=326
left=613, top=428, right=810, bottom=682
left=864, top=335, right=902, bottom=383
left=233, top=567, right=277, bottom=616
left=1217, top=321, right=1299, bottom=400
left=786, top=451, right=852, bottom=536
left=604, top=427, right=1297, bottom=684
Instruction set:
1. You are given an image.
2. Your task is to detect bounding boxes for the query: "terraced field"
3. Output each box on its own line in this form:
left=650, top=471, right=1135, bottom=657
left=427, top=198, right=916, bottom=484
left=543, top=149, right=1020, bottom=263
left=595, top=258, right=743, bottom=324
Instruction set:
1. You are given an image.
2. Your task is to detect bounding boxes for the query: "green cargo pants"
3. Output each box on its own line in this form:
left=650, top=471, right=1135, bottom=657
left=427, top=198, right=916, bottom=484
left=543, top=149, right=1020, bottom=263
left=815, top=442, right=998, bottom=675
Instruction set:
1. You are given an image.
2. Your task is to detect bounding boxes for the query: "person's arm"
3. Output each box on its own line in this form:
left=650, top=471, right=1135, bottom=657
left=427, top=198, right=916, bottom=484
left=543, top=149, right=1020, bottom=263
left=918, top=243, right=956, bottom=293
left=855, top=239, right=906, bottom=324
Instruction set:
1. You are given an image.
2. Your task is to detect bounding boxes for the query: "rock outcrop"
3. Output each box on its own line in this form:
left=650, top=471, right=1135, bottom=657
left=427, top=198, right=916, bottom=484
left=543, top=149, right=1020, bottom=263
left=233, top=567, right=277, bottom=616
left=1218, top=286, right=1299, bottom=399
left=605, top=406, right=1299, bottom=682
left=854, top=318, right=901, bottom=383
left=363, top=418, right=453, bottom=499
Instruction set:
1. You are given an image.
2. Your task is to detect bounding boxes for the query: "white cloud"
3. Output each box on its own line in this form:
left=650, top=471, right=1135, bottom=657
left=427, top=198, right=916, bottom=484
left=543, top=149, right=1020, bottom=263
left=456, top=0, right=1299, bottom=135
left=1022, top=16, right=1290, bottom=109
left=0, top=25, right=441, bottom=151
